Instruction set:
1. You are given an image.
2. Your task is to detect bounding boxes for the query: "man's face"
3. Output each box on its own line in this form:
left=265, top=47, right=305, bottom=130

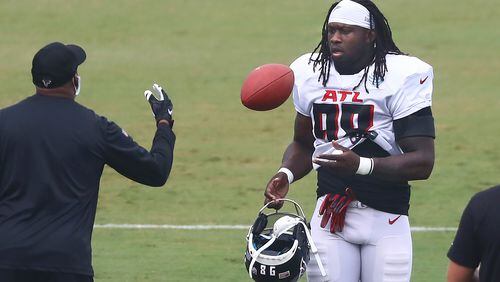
left=327, top=22, right=375, bottom=66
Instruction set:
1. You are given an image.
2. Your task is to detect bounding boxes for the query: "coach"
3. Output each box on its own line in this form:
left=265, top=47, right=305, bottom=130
left=0, top=42, right=175, bottom=282
left=447, top=185, right=500, bottom=282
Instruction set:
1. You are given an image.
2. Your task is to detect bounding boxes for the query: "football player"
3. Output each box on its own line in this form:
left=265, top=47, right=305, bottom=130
left=263, top=1, right=435, bottom=281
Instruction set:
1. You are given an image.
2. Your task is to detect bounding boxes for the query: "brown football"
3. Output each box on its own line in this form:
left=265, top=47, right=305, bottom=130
left=240, top=64, right=294, bottom=111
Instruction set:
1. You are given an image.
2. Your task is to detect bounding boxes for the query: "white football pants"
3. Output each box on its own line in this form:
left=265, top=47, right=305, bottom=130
left=306, top=195, right=412, bottom=282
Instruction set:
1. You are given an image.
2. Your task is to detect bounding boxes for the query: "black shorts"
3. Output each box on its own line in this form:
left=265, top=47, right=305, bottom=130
left=0, top=269, right=93, bottom=282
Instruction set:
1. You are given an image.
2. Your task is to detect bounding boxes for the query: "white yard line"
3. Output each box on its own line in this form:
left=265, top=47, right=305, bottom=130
left=94, top=224, right=249, bottom=230
left=94, top=224, right=457, bottom=232
left=410, top=226, right=457, bottom=232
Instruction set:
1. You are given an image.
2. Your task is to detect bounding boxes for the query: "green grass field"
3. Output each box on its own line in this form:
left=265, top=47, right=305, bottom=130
left=1, top=0, right=499, bottom=281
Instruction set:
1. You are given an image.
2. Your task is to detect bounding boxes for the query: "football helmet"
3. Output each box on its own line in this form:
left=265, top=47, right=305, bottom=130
left=244, top=199, right=327, bottom=281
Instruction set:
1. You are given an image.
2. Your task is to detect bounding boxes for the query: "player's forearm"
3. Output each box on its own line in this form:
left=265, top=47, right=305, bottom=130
left=281, top=141, right=314, bottom=182
left=372, top=151, right=434, bottom=181
left=369, top=136, right=434, bottom=182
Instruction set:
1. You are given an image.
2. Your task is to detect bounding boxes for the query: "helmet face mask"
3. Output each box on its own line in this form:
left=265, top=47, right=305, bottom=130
left=244, top=199, right=311, bottom=282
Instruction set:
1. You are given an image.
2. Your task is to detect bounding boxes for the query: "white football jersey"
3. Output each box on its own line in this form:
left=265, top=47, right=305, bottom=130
left=290, top=53, right=433, bottom=166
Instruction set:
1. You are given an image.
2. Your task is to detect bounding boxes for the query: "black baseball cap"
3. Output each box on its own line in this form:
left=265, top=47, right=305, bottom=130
left=31, top=42, right=86, bottom=88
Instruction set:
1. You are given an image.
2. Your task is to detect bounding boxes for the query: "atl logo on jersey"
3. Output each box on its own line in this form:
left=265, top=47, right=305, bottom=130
left=321, top=90, right=364, bottom=103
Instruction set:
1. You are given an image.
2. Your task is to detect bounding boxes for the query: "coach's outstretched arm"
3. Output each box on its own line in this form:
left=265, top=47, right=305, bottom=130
left=101, top=83, right=176, bottom=187
left=264, top=113, right=315, bottom=209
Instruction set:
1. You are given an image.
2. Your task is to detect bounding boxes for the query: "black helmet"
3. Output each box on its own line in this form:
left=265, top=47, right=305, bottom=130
left=244, top=199, right=327, bottom=281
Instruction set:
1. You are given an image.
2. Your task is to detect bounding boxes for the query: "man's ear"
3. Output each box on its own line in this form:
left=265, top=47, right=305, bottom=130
left=72, top=75, right=79, bottom=87
left=367, top=29, right=376, bottom=44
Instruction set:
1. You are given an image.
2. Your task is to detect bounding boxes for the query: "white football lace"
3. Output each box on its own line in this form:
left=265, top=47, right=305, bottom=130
left=298, top=221, right=328, bottom=280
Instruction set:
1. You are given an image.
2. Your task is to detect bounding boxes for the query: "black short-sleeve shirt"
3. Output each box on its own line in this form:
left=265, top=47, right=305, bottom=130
left=447, top=185, right=500, bottom=282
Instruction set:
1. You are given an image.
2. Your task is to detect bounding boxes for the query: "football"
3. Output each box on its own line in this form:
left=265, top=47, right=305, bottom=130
left=240, top=64, right=294, bottom=111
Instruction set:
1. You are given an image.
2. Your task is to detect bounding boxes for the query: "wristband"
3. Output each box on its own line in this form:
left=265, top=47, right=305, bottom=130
left=278, top=167, right=294, bottom=184
left=356, top=157, right=374, bottom=175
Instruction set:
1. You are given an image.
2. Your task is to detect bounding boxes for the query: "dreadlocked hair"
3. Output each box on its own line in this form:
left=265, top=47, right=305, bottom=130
left=310, top=0, right=406, bottom=91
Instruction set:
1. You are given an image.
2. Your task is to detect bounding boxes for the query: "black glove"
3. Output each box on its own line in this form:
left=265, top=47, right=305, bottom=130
left=144, top=83, right=174, bottom=127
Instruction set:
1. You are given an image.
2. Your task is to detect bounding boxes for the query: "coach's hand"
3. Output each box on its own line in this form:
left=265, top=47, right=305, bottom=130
left=144, top=83, right=174, bottom=127
left=313, top=142, right=359, bottom=176
left=264, top=172, right=290, bottom=210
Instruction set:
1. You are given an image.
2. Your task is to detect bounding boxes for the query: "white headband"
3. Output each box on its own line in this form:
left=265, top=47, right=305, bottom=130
left=328, top=0, right=373, bottom=29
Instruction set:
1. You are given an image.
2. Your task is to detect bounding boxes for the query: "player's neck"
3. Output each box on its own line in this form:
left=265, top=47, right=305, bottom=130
left=334, top=50, right=374, bottom=75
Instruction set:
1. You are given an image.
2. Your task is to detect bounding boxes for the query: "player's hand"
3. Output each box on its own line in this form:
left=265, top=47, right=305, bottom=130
left=312, top=142, right=360, bottom=176
left=264, top=172, right=290, bottom=210
left=144, top=83, right=174, bottom=127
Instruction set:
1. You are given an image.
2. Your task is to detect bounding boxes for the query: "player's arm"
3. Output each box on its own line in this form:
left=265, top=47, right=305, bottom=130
left=313, top=106, right=435, bottom=181
left=370, top=106, right=435, bottom=181
left=313, top=136, right=433, bottom=181
left=282, top=112, right=315, bottom=180
left=369, top=66, right=435, bottom=181
left=264, top=112, right=315, bottom=208
left=370, top=136, right=434, bottom=181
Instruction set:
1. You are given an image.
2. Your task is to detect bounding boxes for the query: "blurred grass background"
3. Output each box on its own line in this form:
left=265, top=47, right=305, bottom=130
left=1, top=0, right=499, bottom=281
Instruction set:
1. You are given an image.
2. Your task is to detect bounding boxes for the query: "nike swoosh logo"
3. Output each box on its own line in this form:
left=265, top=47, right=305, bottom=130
left=168, top=109, right=173, bottom=115
left=420, top=76, right=428, bottom=84
left=388, top=215, right=402, bottom=225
